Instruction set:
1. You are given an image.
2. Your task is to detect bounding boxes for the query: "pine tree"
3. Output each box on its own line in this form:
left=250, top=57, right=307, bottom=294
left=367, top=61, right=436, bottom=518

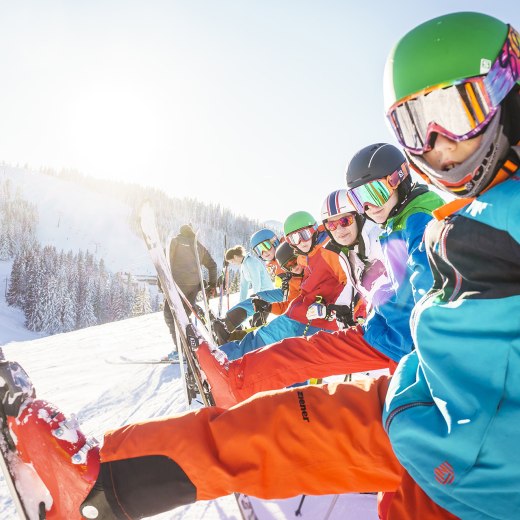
left=6, top=253, right=23, bottom=307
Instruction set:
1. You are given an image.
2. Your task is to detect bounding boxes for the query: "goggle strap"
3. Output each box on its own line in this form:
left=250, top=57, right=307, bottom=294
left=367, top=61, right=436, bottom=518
left=465, top=82, right=486, bottom=123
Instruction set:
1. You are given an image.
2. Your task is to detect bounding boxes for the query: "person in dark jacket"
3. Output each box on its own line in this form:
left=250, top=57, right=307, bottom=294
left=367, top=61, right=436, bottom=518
left=164, top=224, right=217, bottom=333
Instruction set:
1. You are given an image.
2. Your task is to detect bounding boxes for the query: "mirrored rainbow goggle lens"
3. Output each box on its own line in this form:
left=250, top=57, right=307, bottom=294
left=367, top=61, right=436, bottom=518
left=324, top=214, right=355, bottom=231
left=388, top=25, right=520, bottom=153
left=347, top=164, right=408, bottom=213
left=348, top=181, right=393, bottom=213
left=253, top=240, right=274, bottom=256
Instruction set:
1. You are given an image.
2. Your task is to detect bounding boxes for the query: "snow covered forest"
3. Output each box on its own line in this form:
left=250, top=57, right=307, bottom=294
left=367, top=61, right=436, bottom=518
left=0, top=165, right=273, bottom=335
left=7, top=246, right=157, bottom=334
left=41, top=166, right=277, bottom=264
left=0, top=179, right=38, bottom=260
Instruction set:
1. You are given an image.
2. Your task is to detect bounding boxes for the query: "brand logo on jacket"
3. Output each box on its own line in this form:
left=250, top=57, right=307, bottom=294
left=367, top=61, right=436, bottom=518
left=434, top=461, right=455, bottom=485
left=297, top=391, right=310, bottom=422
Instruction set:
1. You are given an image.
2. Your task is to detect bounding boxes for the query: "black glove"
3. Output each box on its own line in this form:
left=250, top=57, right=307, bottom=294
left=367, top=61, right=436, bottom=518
left=327, top=304, right=355, bottom=327
left=278, top=272, right=292, bottom=294
left=251, top=297, right=272, bottom=314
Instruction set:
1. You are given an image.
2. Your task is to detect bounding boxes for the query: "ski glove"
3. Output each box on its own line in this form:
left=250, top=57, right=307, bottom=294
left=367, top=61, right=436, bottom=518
left=251, top=298, right=272, bottom=314
left=327, top=304, right=356, bottom=327
left=306, top=302, right=328, bottom=321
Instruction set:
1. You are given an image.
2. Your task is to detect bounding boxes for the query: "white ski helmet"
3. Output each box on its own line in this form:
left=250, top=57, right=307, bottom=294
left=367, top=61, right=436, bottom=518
left=320, top=189, right=357, bottom=222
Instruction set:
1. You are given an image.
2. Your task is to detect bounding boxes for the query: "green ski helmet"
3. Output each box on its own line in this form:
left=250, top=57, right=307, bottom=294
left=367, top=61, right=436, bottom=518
left=384, top=12, right=520, bottom=198
left=384, top=12, right=509, bottom=111
left=283, top=211, right=319, bottom=252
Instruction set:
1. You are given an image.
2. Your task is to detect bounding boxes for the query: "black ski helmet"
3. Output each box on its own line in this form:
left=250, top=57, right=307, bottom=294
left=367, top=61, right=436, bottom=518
left=275, top=241, right=299, bottom=271
left=345, top=143, right=412, bottom=220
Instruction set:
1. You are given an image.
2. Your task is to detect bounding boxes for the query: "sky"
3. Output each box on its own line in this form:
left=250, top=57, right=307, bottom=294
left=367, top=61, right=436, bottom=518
left=0, top=1, right=518, bottom=223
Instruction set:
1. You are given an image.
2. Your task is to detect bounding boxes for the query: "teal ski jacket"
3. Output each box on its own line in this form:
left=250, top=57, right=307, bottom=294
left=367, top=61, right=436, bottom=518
left=384, top=160, right=520, bottom=520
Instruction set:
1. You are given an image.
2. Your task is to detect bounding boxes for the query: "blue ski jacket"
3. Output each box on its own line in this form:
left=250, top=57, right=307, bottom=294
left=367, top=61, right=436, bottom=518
left=384, top=160, right=520, bottom=520
left=362, top=186, right=444, bottom=362
left=239, top=253, right=274, bottom=301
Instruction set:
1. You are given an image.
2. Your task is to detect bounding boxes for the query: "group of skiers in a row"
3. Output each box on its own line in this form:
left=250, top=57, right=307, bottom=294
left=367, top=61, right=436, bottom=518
left=197, top=141, right=443, bottom=410
left=1, top=10, right=519, bottom=520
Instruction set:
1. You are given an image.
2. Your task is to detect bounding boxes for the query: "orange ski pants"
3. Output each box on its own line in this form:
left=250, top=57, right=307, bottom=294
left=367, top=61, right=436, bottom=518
left=226, top=325, right=397, bottom=403
left=101, top=377, right=457, bottom=519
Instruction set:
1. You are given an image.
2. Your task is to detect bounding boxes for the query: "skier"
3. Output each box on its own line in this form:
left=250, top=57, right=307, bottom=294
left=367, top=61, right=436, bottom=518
left=252, top=190, right=387, bottom=327
left=213, top=229, right=286, bottom=343
left=252, top=240, right=304, bottom=317
left=163, top=224, right=217, bottom=333
left=197, top=144, right=443, bottom=405
left=225, top=243, right=274, bottom=303
left=310, top=188, right=389, bottom=327
left=2, top=11, right=519, bottom=520
left=217, top=211, right=352, bottom=360
left=249, top=228, right=281, bottom=276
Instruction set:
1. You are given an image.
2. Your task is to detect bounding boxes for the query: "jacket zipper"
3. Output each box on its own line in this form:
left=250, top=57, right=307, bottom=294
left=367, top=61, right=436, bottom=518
left=385, top=401, right=435, bottom=433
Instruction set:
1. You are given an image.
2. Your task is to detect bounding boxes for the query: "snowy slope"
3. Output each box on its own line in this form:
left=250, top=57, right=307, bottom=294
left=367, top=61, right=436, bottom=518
left=0, top=165, right=153, bottom=275
left=0, top=311, right=378, bottom=519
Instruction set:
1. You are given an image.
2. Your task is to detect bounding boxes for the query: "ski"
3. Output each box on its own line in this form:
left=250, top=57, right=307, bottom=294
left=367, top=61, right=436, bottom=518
left=140, top=203, right=214, bottom=407
left=139, top=203, right=258, bottom=520
left=0, top=417, right=31, bottom=520
left=105, top=355, right=182, bottom=365
left=0, top=358, right=45, bottom=520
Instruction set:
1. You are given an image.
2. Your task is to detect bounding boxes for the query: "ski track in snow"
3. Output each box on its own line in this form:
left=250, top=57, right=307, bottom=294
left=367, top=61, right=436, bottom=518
left=1, top=308, right=378, bottom=519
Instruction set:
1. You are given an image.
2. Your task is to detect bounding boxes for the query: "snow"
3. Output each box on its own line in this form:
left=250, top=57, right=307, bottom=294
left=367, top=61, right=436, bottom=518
left=0, top=309, right=378, bottom=519
left=10, top=457, right=51, bottom=520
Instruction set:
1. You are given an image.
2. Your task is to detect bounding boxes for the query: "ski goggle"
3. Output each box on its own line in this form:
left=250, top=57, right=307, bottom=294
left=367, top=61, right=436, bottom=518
left=281, top=257, right=299, bottom=272
left=347, top=163, right=409, bottom=213
left=286, top=225, right=317, bottom=246
left=253, top=240, right=274, bottom=257
left=387, top=25, right=520, bottom=154
left=324, top=214, right=355, bottom=231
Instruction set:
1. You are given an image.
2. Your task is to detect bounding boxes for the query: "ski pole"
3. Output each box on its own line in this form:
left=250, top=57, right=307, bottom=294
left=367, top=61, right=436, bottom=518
left=294, top=494, right=306, bottom=516
left=218, top=235, right=228, bottom=318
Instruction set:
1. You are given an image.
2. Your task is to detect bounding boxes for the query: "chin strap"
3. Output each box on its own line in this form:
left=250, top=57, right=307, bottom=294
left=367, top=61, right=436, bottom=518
left=432, top=144, right=520, bottom=220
